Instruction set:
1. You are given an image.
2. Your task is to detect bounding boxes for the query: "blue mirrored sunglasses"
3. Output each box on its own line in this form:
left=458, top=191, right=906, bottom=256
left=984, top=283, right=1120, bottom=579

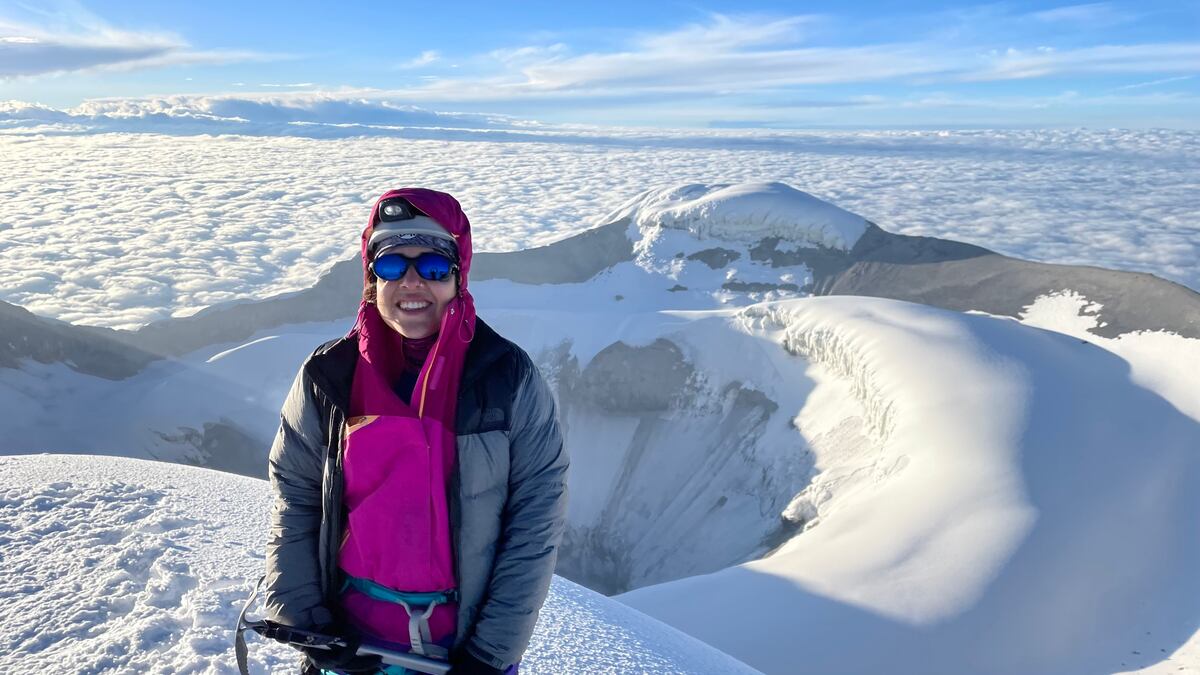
left=370, top=251, right=458, bottom=282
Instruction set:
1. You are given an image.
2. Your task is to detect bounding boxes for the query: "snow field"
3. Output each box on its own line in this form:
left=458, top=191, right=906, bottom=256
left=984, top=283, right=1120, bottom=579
left=0, top=455, right=762, bottom=674
left=0, top=460, right=278, bottom=674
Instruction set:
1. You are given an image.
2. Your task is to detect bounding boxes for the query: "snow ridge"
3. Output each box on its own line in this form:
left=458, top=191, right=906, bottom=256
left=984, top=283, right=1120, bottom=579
left=622, top=297, right=1200, bottom=675
left=605, top=182, right=869, bottom=250
left=740, top=303, right=895, bottom=443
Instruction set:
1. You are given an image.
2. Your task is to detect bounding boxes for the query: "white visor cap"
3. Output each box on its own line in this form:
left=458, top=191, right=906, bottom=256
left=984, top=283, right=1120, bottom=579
left=368, top=215, right=457, bottom=259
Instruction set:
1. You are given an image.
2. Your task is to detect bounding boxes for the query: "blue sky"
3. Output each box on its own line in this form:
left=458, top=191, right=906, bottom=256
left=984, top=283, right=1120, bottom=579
left=1, top=0, right=1197, bottom=128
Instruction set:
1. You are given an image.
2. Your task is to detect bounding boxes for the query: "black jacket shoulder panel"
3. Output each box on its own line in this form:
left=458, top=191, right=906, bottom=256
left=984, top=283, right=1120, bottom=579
left=304, top=336, right=357, bottom=416
left=461, top=318, right=516, bottom=387
left=457, top=318, right=531, bottom=435
left=296, top=316, right=530, bottom=436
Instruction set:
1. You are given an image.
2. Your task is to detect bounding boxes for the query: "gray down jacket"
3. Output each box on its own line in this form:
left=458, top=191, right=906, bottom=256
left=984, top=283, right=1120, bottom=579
left=263, top=318, right=568, bottom=670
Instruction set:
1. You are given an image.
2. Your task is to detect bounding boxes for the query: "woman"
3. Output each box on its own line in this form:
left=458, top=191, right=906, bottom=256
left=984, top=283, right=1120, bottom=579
left=263, top=188, right=568, bottom=675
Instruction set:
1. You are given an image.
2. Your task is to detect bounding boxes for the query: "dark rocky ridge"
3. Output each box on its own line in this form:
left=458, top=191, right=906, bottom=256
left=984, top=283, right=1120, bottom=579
left=0, top=301, right=156, bottom=379
left=118, top=220, right=1200, bottom=352
left=822, top=225, right=1200, bottom=339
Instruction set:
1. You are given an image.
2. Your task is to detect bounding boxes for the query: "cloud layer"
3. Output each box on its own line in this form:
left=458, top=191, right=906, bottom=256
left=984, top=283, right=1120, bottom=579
left=0, top=96, right=533, bottom=136
left=0, top=127, right=1196, bottom=329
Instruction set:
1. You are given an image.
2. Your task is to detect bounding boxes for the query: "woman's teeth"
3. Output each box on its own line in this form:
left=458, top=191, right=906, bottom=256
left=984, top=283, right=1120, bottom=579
left=399, top=301, right=431, bottom=311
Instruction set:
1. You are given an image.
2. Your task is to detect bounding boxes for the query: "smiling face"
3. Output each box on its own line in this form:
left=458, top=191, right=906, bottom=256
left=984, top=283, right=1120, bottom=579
left=374, top=246, right=459, bottom=339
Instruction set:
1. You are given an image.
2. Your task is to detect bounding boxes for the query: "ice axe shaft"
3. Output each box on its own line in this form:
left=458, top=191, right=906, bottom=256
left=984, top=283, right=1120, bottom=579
left=358, top=643, right=451, bottom=674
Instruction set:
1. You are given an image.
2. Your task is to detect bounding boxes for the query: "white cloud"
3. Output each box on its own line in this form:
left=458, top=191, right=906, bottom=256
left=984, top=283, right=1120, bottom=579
left=1030, top=2, right=1131, bottom=27
left=0, top=11, right=282, bottom=78
left=0, top=25, right=178, bottom=77
left=371, top=15, right=950, bottom=102
left=311, top=13, right=1200, bottom=106
left=2, top=5, right=1195, bottom=114
left=92, top=47, right=286, bottom=73
left=488, top=43, right=568, bottom=65
left=968, top=43, right=1200, bottom=81
left=1111, top=74, right=1195, bottom=91
left=0, top=93, right=528, bottom=135
left=395, top=50, right=440, bottom=69
left=512, top=44, right=941, bottom=93
left=634, top=13, right=814, bottom=52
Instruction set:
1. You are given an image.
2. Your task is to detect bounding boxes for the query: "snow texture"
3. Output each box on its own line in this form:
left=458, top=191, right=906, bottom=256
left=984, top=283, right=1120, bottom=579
left=0, top=454, right=761, bottom=675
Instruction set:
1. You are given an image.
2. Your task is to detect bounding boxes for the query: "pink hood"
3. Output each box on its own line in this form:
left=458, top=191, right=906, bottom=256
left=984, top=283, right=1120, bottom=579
left=350, top=187, right=478, bottom=416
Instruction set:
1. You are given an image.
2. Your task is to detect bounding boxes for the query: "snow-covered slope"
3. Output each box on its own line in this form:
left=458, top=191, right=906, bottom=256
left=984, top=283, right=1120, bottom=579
left=0, top=454, right=762, bottom=675
left=619, top=296, right=1200, bottom=675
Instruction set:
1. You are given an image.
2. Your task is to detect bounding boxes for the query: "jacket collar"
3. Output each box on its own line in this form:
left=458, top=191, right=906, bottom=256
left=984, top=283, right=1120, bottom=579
left=307, top=316, right=510, bottom=415
left=459, top=318, right=511, bottom=391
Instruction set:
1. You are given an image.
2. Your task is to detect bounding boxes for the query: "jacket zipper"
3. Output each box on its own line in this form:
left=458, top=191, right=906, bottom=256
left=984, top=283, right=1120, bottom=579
left=324, top=409, right=346, bottom=606
left=417, top=334, right=444, bottom=418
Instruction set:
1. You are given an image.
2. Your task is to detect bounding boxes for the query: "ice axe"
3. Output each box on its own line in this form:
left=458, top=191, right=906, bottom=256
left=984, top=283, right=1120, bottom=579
left=234, top=576, right=451, bottom=675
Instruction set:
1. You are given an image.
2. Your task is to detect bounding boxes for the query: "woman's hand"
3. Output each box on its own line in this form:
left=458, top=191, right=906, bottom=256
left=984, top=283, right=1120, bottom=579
left=300, top=629, right=383, bottom=673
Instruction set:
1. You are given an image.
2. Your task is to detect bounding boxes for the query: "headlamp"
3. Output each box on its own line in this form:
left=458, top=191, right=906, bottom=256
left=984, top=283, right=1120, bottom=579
left=378, top=198, right=419, bottom=222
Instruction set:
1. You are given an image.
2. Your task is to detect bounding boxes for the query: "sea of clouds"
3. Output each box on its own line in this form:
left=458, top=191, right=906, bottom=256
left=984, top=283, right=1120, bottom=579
left=1, top=99, right=1197, bottom=329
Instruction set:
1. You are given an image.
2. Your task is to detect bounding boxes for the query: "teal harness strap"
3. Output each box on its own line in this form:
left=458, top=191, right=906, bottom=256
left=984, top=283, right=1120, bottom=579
left=340, top=575, right=457, bottom=660
left=342, top=576, right=459, bottom=606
